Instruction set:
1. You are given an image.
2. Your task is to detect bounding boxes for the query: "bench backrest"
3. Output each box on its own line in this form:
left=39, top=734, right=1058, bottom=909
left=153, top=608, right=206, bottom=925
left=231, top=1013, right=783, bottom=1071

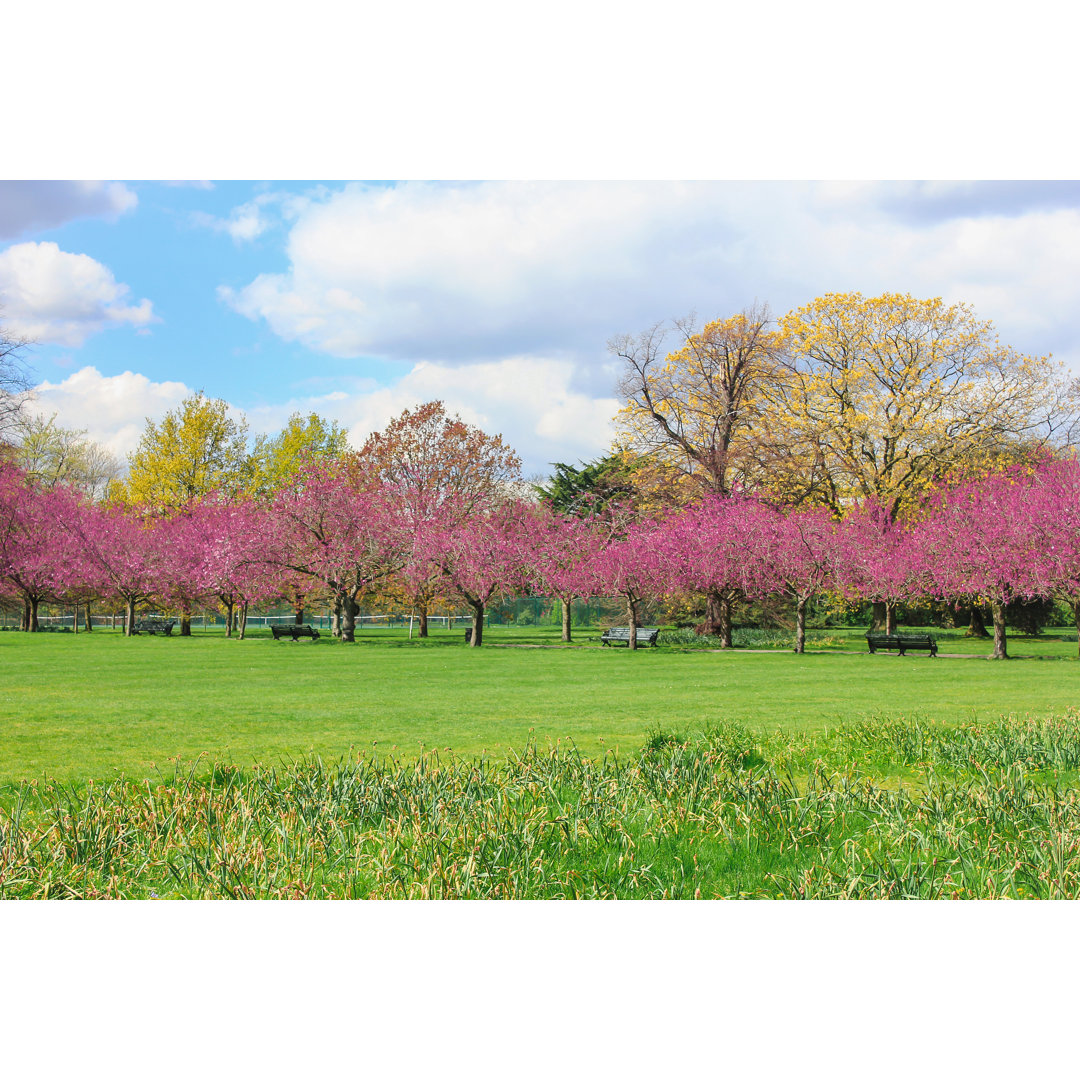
left=867, top=633, right=935, bottom=642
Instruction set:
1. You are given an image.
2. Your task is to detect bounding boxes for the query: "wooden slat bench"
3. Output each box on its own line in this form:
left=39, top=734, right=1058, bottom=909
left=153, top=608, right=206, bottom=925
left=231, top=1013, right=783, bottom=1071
left=134, top=618, right=176, bottom=636
left=271, top=624, right=321, bottom=642
left=601, top=626, right=660, bottom=647
left=866, top=632, right=937, bottom=657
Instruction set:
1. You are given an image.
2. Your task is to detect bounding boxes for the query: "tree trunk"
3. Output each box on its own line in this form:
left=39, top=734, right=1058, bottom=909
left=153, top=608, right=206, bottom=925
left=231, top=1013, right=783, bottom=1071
left=991, top=600, right=1008, bottom=659
left=27, top=596, right=39, bottom=633
left=83, top=601, right=93, bottom=632
left=561, top=597, right=572, bottom=643
left=885, top=601, right=897, bottom=636
left=125, top=597, right=136, bottom=637
left=332, top=596, right=342, bottom=639
left=966, top=606, right=989, bottom=638
left=698, top=587, right=725, bottom=637
left=180, top=602, right=192, bottom=637
left=469, top=601, right=484, bottom=647
left=294, top=594, right=304, bottom=626
left=870, top=600, right=887, bottom=632
left=224, top=599, right=234, bottom=638
left=627, top=595, right=639, bottom=651
left=238, top=600, right=249, bottom=640
left=418, top=599, right=429, bottom=638
left=1074, top=600, right=1080, bottom=660
left=340, top=594, right=358, bottom=643
left=73, top=604, right=79, bottom=634
left=794, top=595, right=808, bottom=654
left=718, top=596, right=732, bottom=649
left=20, top=598, right=29, bottom=632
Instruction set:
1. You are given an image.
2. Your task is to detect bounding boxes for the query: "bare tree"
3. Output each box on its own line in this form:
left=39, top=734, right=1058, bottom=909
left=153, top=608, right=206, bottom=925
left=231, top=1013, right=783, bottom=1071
left=0, top=318, right=33, bottom=444
left=612, top=303, right=785, bottom=501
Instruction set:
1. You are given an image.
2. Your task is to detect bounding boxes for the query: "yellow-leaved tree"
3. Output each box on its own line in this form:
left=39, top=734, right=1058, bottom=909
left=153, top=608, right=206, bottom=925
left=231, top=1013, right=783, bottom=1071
left=771, top=292, right=1080, bottom=518
left=249, top=411, right=350, bottom=498
left=111, top=392, right=252, bottom=512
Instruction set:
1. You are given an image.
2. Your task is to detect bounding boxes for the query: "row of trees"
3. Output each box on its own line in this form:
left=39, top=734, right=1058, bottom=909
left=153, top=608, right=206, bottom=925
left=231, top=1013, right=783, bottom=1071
left=4, top=454, right=1080, bottom=658
left=4, top=290, right=1080, bottom=658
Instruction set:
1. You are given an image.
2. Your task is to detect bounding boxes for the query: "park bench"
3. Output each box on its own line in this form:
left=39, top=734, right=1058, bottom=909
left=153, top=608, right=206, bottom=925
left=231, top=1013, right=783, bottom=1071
left=866, top=632, right=937, bottom=657
left=271, top=624, right=321, bottom=642
left=601, top=626, right=660, bottom=647
left=134, top=618, right=176, bottom=636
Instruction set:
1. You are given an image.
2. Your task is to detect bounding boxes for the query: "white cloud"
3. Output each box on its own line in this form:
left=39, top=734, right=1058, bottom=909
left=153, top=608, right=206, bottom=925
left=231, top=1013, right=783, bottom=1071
left=30, top=367, right=190, bottom=460
left=0, top=241, right=156, bottom=346
left=336, top=357, right=620, bottom=473
left=192, top=191, right=314, bottom=243
left=0, top=181, right=137, bottom=240
left=219, top=181, right=1080, bottom=378
left=35, top=356, right=618, bottom=477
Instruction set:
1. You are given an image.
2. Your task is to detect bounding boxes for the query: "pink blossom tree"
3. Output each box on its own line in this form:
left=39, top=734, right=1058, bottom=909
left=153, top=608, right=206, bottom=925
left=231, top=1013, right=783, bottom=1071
left=658, top=496, right=776, bottom=648
left=832, top=503, right=927, bottom=637
left=0, top=464, right=83, bottom=631
left=916, top=470, right=1046, bottom=659
left=63, top=503, right=167, bottom=636
left=570, top=514, right=671, bottom=651
left=267, top=463, right=409, bottom=642
left=415, top=498, right=533, bottom=647
left=525, top=506, right=612, bottom=643
left=195, top=499, right=280, bottom=638
left=1022, top=459, right=1080, bottom=655
left=739, top=505, right=839, bottom=653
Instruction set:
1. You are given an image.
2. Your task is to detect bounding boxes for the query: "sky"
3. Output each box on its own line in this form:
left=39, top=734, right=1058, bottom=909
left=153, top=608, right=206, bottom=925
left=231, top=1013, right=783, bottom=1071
left=5, top=179, right=1080, bottom=479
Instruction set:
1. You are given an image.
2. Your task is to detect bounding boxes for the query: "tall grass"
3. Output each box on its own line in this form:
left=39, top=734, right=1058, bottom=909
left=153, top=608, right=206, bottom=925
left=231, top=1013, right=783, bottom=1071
left=4, top=712, right=1080, bottom=898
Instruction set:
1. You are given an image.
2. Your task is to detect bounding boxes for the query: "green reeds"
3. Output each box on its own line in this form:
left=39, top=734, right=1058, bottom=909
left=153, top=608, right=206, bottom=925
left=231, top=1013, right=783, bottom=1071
left=3, top=715, right=1080, bottom=898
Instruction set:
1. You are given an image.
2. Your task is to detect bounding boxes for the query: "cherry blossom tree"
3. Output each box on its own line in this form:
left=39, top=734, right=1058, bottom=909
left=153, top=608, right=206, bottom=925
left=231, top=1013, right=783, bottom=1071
left=357, top=401, right=522, bottom=637
left=740, top=505, right=839, bottom=653
left=658, top=496, right=777, bottom=647
left=0, top=464, right=84, bottom=631
left=525, top=506, right=611, bottom=643
left=832, top=503, right=927, bottom=637
left=266, top=463, right=409, bottom=642
left=569, top=514, right=671, bottom=651
left=1022, top=459, right=1080, bottom=655
left=63, top=503, right=166, bottom=636
left=916, top=470, right=1047, bottom=659
left=416, top=499, right=533, bottom=647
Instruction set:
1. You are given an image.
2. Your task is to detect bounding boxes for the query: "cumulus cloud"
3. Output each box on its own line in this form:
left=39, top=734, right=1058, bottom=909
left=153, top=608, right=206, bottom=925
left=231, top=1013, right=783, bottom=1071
left=0, top=241, right=156, bottom=346
left=35, top=356, right=618, bottom=477
left=335, top=356, right=620, bottom=472
left=192, top=190, right=315, bottom=243
left=30, top=367, right=190, bottom=460
left=218, top=180, right=1080, bottom=378
left=0, top=181, right=137, bottom=240
left=245, top=354, right=620, bottom=474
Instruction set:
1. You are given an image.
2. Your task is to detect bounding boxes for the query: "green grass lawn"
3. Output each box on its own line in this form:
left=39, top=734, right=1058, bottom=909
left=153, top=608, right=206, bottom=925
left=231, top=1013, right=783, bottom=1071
left=3, top=623, right=1080, bottom=785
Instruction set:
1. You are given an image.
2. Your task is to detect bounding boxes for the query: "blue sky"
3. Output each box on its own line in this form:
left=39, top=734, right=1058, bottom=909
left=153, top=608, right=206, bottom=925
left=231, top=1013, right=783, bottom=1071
left=5, top=179, right=1080, bottom=478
